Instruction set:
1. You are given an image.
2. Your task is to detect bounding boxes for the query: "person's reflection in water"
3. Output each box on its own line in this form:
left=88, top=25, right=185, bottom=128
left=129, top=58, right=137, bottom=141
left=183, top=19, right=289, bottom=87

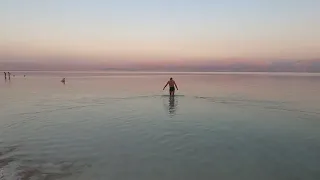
left=167, top=96, right=178, bottom=117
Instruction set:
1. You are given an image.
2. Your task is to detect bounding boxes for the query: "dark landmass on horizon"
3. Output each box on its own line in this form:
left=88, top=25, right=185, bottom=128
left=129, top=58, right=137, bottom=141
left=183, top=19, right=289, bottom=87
left=0, top=59, right=320, bottom=72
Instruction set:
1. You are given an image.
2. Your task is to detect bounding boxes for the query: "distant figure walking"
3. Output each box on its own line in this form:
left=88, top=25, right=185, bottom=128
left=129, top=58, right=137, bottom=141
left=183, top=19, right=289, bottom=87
left=7, top=72, right=11, bottom=80
left=4, top=72, right=6, bottom=79
left=61, top=78, right=66, bottom=84
left=163, top=77, right=178, bottom=96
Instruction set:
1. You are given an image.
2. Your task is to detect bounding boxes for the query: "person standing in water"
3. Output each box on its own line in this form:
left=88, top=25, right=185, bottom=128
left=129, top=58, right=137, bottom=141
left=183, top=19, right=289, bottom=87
left=4, top=72, right=6, bottom=79
left=7, top=72, right=11, bottom=80
left=163, top=77, right=178, bottom=96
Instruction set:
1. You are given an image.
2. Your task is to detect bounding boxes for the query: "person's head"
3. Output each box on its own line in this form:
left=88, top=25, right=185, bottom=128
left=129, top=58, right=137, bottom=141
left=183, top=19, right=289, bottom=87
left=170, top=77, right=173, bottom=80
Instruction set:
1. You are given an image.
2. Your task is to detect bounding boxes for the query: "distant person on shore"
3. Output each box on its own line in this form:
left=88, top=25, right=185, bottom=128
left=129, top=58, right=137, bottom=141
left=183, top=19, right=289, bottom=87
left=7, top=72, right=11, bottom=80
left=163, top=77, right=178, bottom=96
left=4, top=72, right=6, bottom=79
left=61, top=78, right=66, bottom=84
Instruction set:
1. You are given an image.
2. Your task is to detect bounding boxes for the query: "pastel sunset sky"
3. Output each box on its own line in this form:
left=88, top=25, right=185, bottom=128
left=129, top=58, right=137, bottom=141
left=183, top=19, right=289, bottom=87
left=1, top=0, right=319, bottom=66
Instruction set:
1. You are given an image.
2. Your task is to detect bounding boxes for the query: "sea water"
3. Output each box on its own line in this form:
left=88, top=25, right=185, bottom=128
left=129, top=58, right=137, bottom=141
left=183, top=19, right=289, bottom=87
left=0, top=72, right=319, bottom=180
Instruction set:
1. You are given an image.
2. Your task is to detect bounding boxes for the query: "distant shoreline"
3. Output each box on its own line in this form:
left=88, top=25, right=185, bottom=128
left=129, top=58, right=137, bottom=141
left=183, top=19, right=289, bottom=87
left=2, top=71, right=320, bottom=77
left=0, top=69, right=320, bottom=73
left=1, top=70, right=320, bottom=73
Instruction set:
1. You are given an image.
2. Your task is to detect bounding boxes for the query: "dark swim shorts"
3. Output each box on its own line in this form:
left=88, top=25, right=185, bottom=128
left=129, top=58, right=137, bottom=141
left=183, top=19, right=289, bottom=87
left=170, top=87, right=175, bottom=92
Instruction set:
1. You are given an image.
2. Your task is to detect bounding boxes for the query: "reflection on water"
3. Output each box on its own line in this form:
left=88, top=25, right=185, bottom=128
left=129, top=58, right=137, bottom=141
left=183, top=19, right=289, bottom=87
left=163, top=96, right=178, bottom=117
left=169, top=96, right=177, bottom=116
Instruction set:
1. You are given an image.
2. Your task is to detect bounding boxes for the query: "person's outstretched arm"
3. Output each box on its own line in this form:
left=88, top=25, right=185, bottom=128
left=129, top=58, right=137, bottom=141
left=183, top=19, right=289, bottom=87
left=174, top=82, right=178, bottom=90
left=163, top=82, right=169, bottom=90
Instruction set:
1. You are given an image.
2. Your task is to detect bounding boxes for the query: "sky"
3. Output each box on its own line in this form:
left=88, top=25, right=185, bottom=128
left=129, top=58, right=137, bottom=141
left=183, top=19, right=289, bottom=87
left=1, top=0, right=320, bottom=67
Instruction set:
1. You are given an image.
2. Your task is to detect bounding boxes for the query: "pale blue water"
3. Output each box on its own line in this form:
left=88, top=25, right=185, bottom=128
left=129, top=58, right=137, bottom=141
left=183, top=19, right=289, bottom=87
left=0, top=72, right=320, bottom=180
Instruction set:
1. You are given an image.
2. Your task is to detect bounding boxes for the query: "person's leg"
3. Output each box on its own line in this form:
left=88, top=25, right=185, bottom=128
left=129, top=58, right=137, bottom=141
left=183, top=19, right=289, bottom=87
left=172, top=90, right=175, bottom=96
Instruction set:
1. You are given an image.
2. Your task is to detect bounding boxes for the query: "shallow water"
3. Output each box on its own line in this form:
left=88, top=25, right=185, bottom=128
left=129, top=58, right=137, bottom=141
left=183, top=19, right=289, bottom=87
left=0, top=72, right=320, bottom=180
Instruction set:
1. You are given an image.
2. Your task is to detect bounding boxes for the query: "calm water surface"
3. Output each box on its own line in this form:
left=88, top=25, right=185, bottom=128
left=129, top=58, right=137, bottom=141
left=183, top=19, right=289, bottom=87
left=0, top=72, right=320, bottom=180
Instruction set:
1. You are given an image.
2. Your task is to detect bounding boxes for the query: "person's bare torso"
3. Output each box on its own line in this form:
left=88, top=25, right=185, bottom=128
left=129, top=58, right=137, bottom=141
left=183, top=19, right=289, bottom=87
left=168, top=80, right=175, bottom=87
